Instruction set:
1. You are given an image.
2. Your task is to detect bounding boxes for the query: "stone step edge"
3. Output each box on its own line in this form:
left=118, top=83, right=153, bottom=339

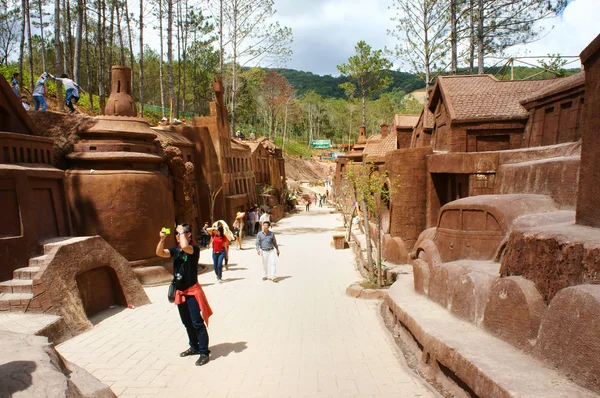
left=386, top=275, right=598, bottom=398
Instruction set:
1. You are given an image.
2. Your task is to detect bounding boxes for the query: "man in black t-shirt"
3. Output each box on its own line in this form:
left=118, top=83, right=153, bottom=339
left=156, top=223, right=210, bottom=366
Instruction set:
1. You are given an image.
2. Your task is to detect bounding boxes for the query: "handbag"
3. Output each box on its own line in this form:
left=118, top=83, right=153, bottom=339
left=167, top=279, right=176, bottom=303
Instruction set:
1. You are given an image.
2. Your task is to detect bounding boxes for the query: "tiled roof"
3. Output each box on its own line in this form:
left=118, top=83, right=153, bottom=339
left=231, top=138, right=251, bottom=152
left=415, top=107, right=435, bottom=130
left=363, top=132, right=399, bottom=160
left=393, top=114, right=420, bottom=129
left=520, top=72, right=585, bottom=105
left=431, top=75, right=548, bottom=123
left=152, top=126, right=194, bottom=146
left=362, top=134, right=384, bottom=157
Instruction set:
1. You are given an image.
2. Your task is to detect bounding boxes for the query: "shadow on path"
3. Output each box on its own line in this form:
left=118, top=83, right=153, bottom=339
left=273, top=276, right=292, bottom=283
left=223, top=278, right=245, bottom=283
left=210, top=342, right=248, bottom=360
left=0, top=361, right=36, bottom=397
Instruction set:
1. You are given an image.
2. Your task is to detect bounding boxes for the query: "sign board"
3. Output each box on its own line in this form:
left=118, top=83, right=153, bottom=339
left=311, top=139, right=331, bottom=149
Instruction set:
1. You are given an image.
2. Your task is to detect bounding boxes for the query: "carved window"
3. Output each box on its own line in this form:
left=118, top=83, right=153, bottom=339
left=462, top=210, right=485, bottom=231
left=439, top=209, right=460, bottom=230
left=486, top=213, right=501, bottom=232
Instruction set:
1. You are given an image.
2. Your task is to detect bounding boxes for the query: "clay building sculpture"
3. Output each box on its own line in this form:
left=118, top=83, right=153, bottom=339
left=65, top=66, right=176, bottom=285
left=0, top=72, right=150, bottom=341
left=336, top=34, right=600, bottom=396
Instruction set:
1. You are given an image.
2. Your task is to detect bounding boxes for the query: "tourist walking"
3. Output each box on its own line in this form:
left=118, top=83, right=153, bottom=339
left=254, top=208, right=262, bottom=234
left=259, top=209, right=271, bottom=227
left=155, top=223, right=212, bottom=366
left=305, top=198, right=311, bottom=211
left=233, top=212, right=245, bottom=250
left=10, top=73, right=20, bottom=97
left=256, top=221, right=280, bottom=282
left=207, top=224, right=229, bottom=283
left=49, top=73, right=85, bottom=113
left=200, top=221, right=210, bottom=248
left=32, top=73, right=49, bottom=112
left=247, top=208, right=256, bottom=236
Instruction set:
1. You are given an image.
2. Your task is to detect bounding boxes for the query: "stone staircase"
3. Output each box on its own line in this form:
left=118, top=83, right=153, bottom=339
left=0, top=237, right=76, bottom=313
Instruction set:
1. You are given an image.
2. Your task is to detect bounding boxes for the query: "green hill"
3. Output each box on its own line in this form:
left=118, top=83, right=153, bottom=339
left=270, top=68, right=425, bottom=99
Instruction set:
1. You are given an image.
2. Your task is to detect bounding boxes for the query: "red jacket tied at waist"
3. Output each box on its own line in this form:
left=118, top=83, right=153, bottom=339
left=174, top=283, right=213, bottom=326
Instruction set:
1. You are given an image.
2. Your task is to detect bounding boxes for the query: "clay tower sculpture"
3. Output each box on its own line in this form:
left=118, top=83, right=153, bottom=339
left=65, top=66, right=175, bottom=285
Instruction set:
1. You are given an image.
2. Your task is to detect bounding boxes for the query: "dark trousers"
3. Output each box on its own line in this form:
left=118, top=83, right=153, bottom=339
left=254, top=222, right=260, bottom=235
left=177, top=295, right=210, bottom=355
left=200, top=234, right=210, bottom=247
left=65, top=88, right=79, bottom=112
left=212, top=251, right=225, bottom=280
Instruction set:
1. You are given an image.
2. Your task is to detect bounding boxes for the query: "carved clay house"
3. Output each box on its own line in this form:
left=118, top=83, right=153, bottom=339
left=247, top=137, right=287, bottom=219
left=410, top=108, right=434, bottom=148
left=0, top=71, right=149, bottom=338
left=391, top=114, right=420, bottom=149
left=520, top=71, right=585, bottom=147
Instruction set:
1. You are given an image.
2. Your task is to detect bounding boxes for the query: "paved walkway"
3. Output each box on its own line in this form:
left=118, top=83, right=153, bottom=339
left=57, top=205, right=435, bottom=398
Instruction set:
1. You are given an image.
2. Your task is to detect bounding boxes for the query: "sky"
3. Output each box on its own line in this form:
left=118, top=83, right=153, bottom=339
left=272, top=0, right=600, bottom=76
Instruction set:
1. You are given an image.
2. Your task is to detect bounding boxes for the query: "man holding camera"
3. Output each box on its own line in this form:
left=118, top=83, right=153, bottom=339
left=156, top=224, right=212, bottom=366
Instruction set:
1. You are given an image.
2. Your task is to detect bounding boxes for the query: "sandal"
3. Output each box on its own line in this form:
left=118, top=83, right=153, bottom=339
left=180, top=348, right=199, bottom=357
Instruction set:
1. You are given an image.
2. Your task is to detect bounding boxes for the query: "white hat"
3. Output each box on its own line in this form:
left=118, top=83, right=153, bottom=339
left=161, top=117, right=167, bottom=121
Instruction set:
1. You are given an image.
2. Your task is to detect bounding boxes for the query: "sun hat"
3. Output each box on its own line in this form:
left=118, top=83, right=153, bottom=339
left=236, top=212, right=245, bottom=219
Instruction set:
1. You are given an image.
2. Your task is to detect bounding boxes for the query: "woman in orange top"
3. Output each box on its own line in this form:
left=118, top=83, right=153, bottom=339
left=207, top=225, right=229, bottom=284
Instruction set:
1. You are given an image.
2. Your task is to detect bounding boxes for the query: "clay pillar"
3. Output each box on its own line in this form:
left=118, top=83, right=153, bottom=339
left=576, top=34, right=600, bottom=227
left=105, top=66, right=137, bottom=117
left=381, top=122, right=389, bottom=138
left=358, top=126, right=367, bottom=144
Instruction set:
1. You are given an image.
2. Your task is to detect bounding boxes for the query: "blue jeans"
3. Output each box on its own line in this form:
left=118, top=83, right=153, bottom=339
left=212, top=251, right=225, bottom=280
left=177, top=295, right=210, bottom=355
left=33, top=95, right=47, bottom=111
left=66, top=88, right=79, bottom=112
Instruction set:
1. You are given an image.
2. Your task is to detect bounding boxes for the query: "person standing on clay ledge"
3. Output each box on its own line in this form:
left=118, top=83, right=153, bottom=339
left=156, top=223, right=212, bottom=366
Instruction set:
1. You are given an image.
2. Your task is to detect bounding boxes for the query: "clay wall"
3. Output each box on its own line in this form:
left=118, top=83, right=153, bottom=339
left=449, top=122, right=527, bottom=153
left=0, top=164, right=71, bottom=281
left=431, top=102, right=451, bottom=151
left=523, top=93, right=584, bottom=148
left=384, top=147, right=432, bottom=248
left=411, top=114, right=432, bottom=148
left=180, top=125, right=225, bottom=224
left=576, top=34, right=600, bottom=227
left=396, top=127, right=413, bottom=150
left=495, top=156, right=580, bottom=209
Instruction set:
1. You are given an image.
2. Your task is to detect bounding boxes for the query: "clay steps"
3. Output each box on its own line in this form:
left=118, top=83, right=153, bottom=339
left=0, top=292, right=34, bottom=312
left=0, top=279, right=33, bottom=294
left=13, top=267, right=40, bottom=280
left=386, top=275, right=599, bottom=398
left=41, top=237, right=88, bottom=255
left=28, top=255, right=51, bottom=268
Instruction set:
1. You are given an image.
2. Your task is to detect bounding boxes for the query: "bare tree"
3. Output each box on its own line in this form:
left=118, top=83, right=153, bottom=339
left=138, top=0, right=144, bottom=115
left=55, top=0, right=64, bottom=110
left=475, top=0, right=567, bottom=73
left=222, top=0, right=292, bottom=136
left=124, top=0, right=135, bottom=93
left=166, top=0, right=174, bottom=120
left=74, top=0, right=84, bottom=82
left=389, top=0, right=449, bottom=100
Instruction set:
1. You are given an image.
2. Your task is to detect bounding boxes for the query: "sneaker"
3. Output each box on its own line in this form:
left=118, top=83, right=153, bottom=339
left=262, top=277, right=267, bottom=281
left=180, top=348, right=199, bottom=357
left=195, top=354, right=210, bottom=366
left=218, top=279, right=223, bottom=284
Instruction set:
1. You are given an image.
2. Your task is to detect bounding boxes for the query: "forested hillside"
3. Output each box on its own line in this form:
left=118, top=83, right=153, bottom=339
left=271, top=69, right=426, bottom=99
